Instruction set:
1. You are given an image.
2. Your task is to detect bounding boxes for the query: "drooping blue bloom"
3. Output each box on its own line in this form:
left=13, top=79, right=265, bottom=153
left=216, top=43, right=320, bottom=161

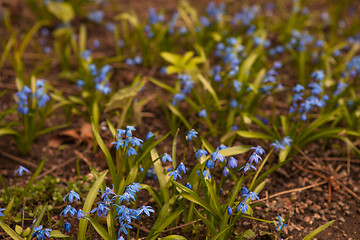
left=186, top=129, right=198, bottom=141
left=271, top=140, right=285, bottom=151
left=76, top=209, right=86, bottom=220
left=0, top=208, right=5, bottom=217
left=137, top=205, right=154, bottom=217
left=275, top=215, right=288, bottom=231
left=211, top=151, right=225, bottom=162
left=250, top=146, right=265, bottom=156
left=169, top=170, right=181, bottom=181
left=76, top=79, right=85, bottom=88
left=227, top=206, right=233, bottom=215
left=14, top=166, right=30, bottom=176
left=223, top=167, right=230, bottom=177
left=15, top=86, right=32, bottom=114
left=282, top=136, right=292, bottom=147
left=61, top=205, right=77, bottom=217
left=311, top=70, right=325, bottom=81
left=249, top=152, right=262, bottom=164
left=202, top=169, right=211, bottom=179
left=91, top=202, right=110, bottom=218
left=185, top=182, right=192, bottom=189
left=161, top=153, right=172, bottom=163
left=63, top=190, right=80, bottom=203
left=240, top=187, right=249, bottom=197
left=215, top=144, right=228, bottom=151
left=198, top=109, right=207, bottom=118
left=177, top=163, right=187, bottom=174
left=237, top=201, right=248, bottom=214
left=32, top=225, right=51, bottom=240
left=243, top=191, right=260, bottom=201
left=99, top=185, right=116, bottom=202
left=334, top=82, right=347, bottom=95
left=227, top=157, right=238, bottom=169
left=196, top=149, right=208, bottom=159
left=63, top=222, right=71, bottom=232
left=205, top=160, right=214, bottom=169
left=240, top=163, right=257, bottom=172
left=126, top=147, right=137, bottom=157
left=145, top=131, right=154, bottom=140
left=87, top=10, right=104, bottom=23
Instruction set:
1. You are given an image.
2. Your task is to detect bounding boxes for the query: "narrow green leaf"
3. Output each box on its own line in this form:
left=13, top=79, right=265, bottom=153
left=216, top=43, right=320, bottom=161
left=86, top=216, right=112, bottom=240
left=218, top=145, right=251, bottom=157
left=50, top=230, right=72, bottom=239
left=149, top=77, right=177, bottom=94
left=211, top=225, right=232, bottom=240
left=204, top=180, right=222, bottom=216
left=160, top=235, right=187, bottom=240
left=302, top=220, right=335, bottom=240
left=148, top=210, right=183, bottom=240
left=197, top=74, right=221, bottom=109
left=29, top=203, right=48, bottom=238
left=194, top=208, right=216, bottom=235
left=78, top=171, right=108, bottom=240
left=168, top=104, right=192, bottom=130
left=236, top=131, right=273, bottom=141
left=92, top=120, right=118, bottom=187
left=0, top=221, right=23, bottom=240
left=151, top=149, right=170, bottom=202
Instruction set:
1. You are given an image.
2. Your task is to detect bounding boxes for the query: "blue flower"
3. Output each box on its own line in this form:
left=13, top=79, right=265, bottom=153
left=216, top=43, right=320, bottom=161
left=0, top=208, right=5, bottom=217
left=14, top=166, right=30, bottom=176
left=99, top=186, right=116, bottom=202
left=205, top=160, right=214, bottom=169
left=63, top=190, right=80, bottom=203
left=126, top=147, right=137, bottom=157
left=161, top=153, right=173, bottom=163
left=169, top=170, right=182, bottom=181
left=63, top=222, right=71, bottom=232
left=87, top=10, right=104, bottom=23
left=201, top=169, right=211, bottom=179
left=240, top=187, right=249, bottom=197
left=137, top=205, right=154, bottom=217
left=32, top=225, right=51, bottom=240
left=15, top=86, right=32, bottom=114
left=186, top=129, right=198, bottom=141
left=250, top=146, right=265, bottom=155
left=275, top=215, right=288, bottom=231
left=243, top=191, right=260, bottom=201
left=271, top=140, right=285, bottom=151
left=146, top=132, right=154, bottom=140
left=240, top=163, right=257, bottom=172
left=211, top=151, right=225, bottom=162
left=249, top=152, right=262, bottom=164
left=282, top=136, right=292, bottom=147
left=237, top=201, right=248, bottom=214
left=118, top=221, right=132, bottom=236
left=61, top=205, right=77, bottom=217
left=177, top=163, right=187, bottom=174
left=223, top=167, right=230, bottom=177
left=195, top=149, right=208, bottom=159
left=91, top=202, right=110, bottom=218
left=311, top=70, right=325, bottom=81
left=227, top=157, right=238, bottom=169
left=227, top=206, right=233, bottom=215
left=198, top=109, right=207, bottom=118
left=76, top=209, right=86, bottom=220
left=185, top=182, right=192, bottom=189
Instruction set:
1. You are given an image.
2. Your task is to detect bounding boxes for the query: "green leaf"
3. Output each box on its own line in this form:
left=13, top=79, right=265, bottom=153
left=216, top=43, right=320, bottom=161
left=151, top=149, right=170, bottom=203
left=149, top=77, right=177, bottom=94
left=204, top=180, right=222, bottom=216
left=86, top=216, right=112, bottom=240
left=105, top=76, right=145, bottom=112
left=236, top=131, right=273, bottom=141
left=211, top=225, right=232, bottom=240
left=47, top=2, right=74, bottom=22
left=161, top=52, right=182, bottom=65
left=197, top=74, right=221, bottom=109
left=92, top=120, right=118, bottom=188
left=201, top=137, right=215, bottom=154
left=50, top=230, right=72, bottom=239
left=141, top=184, right=163, bottom=207
left=218, top=145, right=251, bottom=157
left=78, top=171, right=108, bottom=240
left=29, top=203, right=48, bottom=238
left=168, top=104, right=192, bottom=130
left=0, top=221, right=23, bottom=240
left=302, top=220, right=335, bottom=240
left=160, top=235, right=187, bottom=240
left=194, top=208, right=216, bottom=235
left=147, top=210, right=183, bottom=240
left=243, top=229, right=256, bottom=239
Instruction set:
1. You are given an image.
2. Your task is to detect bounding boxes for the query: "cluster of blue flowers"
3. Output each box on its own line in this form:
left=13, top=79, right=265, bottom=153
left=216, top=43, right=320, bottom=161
left=227, top=186, right=260, bottom=216
left=15, top=79, right=50, bottom=114
left=144, top=8, right=164, bottom=38
left=239, top=145, right=266, bottom=173
left=60, top=190, right=85, bottom=233
left=289, top=70, right=328, bottom=121
left=32, top=225, right=52, bottom=240
left=260, top=61, right=283, bottom=94
left=171, top=74, right=194, bottom=106
left=87, top=10, right=104, bottom=24
left=199, top=1, right=225, bottom=26
left=77, top=53, right=112, bottom=95
left=286, top=30, right=314, bottom=52
left=125, top=56, right=143, bottom=66
left=271, top=136, right=292, bottom=151
left=111, top=126, right=143, bottom=157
